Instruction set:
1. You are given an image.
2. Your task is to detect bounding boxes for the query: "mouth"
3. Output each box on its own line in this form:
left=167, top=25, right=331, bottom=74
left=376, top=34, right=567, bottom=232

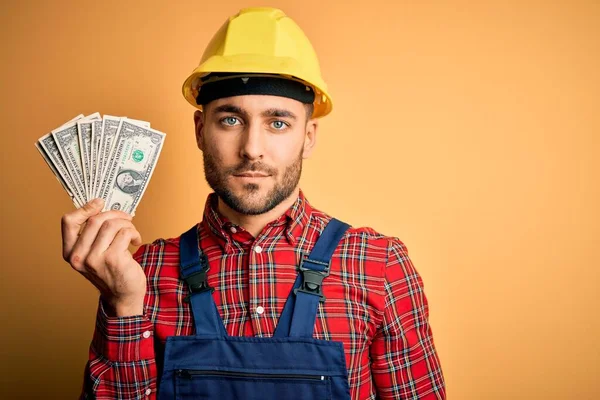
left=233, top=172, right=270, bottom=178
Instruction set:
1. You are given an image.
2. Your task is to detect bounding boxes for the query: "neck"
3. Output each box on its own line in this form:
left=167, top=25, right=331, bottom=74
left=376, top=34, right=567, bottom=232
left=217, top=187, right=300, bottom=237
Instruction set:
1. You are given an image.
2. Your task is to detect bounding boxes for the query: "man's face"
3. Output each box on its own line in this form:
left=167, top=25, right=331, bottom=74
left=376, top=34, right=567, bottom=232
left=194, top=95, right=317, bottom=215
left=122, top=173, right=133, bottom=185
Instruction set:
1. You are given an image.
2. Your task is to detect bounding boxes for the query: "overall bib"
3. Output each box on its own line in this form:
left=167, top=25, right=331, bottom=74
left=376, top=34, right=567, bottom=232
left=157, top=218, right=352, bottom=400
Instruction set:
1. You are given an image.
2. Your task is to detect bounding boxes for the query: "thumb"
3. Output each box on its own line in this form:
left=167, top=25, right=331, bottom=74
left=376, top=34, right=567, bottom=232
left=79, top=198, right=104, bottom=217
left=74, top=198, right=105, bottom=222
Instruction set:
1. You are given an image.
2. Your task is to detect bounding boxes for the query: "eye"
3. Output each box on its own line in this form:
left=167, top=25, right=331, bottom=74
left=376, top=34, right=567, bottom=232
left=271, top=120, right=289, bottom=130
left=221, top=116, right=240, bottom=126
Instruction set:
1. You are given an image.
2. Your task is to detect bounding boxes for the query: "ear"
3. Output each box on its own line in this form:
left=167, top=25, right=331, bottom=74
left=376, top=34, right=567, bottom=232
left=302, top=118, right=318, bottom=159
left=194, top=110, right=205, bottom=151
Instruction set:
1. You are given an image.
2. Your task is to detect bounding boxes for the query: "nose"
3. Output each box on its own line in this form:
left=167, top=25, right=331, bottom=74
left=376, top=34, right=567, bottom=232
left=239, top=120, right=265, bottom=161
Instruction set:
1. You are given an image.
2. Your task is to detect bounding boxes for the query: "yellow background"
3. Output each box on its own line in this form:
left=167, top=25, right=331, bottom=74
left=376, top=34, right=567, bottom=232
left=1, top=1, right=598, bottom=398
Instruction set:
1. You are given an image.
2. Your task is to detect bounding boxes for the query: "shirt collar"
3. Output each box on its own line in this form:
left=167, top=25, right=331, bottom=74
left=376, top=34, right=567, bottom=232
left=201, top=189, right=313, bottom=250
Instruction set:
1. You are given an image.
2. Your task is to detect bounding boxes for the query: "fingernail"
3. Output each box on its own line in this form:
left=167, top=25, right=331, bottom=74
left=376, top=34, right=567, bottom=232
left=92, top=198, right=104, bottom=207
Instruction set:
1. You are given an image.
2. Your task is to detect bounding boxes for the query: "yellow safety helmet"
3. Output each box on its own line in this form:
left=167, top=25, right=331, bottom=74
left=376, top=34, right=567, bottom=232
left=182, top=7, right=332, bottom=118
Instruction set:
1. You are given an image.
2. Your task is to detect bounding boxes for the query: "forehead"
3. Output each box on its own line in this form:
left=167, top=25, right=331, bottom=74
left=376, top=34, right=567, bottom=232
left=205, top=95, right=305, bottom=116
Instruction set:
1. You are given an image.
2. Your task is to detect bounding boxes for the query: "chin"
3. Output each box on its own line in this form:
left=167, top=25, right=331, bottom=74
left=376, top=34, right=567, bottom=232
left=236, top=181, right=266, bottom=194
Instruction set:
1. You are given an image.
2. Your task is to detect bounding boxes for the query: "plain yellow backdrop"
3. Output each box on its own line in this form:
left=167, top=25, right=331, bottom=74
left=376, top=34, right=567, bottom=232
left=1, top=1, right=598, bottom=398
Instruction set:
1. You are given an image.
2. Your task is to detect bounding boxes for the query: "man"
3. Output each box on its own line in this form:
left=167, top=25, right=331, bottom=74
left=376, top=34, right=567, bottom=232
left=63, top=7, right=446, bottom=399
left=115, top=170, right=143, bottom=195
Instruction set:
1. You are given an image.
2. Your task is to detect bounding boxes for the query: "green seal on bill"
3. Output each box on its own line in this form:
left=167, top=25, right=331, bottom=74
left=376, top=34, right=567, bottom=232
left=132, top=149, right=144, bottom=162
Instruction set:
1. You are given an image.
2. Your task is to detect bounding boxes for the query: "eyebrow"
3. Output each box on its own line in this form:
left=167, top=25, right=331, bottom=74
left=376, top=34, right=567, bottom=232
left=212, top=104, right=246, bottom=116
left=211, top=104, right=297, bottom=120
left=261, top=108, right=297, bottom=120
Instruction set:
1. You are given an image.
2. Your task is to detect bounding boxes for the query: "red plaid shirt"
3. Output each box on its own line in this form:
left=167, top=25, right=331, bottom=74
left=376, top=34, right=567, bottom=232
left=81, top=191, right=446, bottom=399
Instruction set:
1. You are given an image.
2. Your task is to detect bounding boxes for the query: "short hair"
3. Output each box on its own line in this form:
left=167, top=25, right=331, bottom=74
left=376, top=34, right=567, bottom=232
left=304, top=103, right=314, bottom=120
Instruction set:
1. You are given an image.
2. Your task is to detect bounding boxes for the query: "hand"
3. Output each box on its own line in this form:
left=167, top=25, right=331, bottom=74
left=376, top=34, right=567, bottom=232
left=61, top=198, right=146, bottom=317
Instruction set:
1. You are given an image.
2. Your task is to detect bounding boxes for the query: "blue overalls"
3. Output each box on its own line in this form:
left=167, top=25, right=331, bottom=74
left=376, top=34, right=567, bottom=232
left=157, top=218, right=352, bottom=399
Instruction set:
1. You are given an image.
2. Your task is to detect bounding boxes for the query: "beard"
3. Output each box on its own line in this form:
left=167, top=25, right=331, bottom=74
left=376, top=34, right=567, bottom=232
left=203, top=149, right=303, bottom=215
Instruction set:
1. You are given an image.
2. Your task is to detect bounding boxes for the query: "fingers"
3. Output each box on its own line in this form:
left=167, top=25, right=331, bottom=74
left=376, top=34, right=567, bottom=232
left=87, top=226, right=143, bottom=298
left=61, top=198, right=104, bottom=260
left=100, top=228, right=143, bottom=272
left=89, top=219, right=139, bottom=255
left=69, top=217, right=133, bottom=271
left=108, top=227, right=143, bottom=255
left=72, top=209, right=132, bottom=255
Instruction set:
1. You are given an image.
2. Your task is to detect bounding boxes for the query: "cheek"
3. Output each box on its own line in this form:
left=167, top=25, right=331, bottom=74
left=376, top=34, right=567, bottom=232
left=203, top=137, right=237, bottom=164
left=268, top=137, right=303, bottom=164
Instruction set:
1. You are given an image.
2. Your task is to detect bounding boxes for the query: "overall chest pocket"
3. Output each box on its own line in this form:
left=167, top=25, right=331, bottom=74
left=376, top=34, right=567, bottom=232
left=175, top=369, right=332, bottom=400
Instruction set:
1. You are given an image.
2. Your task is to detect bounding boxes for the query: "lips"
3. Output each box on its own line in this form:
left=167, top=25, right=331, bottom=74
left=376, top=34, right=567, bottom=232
left=233, top=172, right=270, bottom=178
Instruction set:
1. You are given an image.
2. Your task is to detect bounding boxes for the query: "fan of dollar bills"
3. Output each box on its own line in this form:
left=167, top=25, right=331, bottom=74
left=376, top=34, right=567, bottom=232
left=35, top=112, right=166, bottom=216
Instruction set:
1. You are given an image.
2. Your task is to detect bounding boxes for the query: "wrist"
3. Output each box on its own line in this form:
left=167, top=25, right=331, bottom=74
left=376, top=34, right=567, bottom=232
left=102, top=296, right=144, bottom=317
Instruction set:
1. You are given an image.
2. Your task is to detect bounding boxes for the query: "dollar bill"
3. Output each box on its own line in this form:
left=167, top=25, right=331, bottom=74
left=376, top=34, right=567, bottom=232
left=37, top=113, right=164, bottom=212
left=38, top=132, right=85, bottom=206
left=93, top=115, right=121, bottom=199
left=124, top=118, right=150, bottom=128
left=66, top=114, right=85, bottom=124
left=51, top=113, right=101, bottom=203
left=92, top=117, right=150, bottom=200
left=77, top=113, right=101, bottom=200
left=52, top=122, right=87, bottom=202
left=35, top=142, right=83, bottom=207
left=36, top=114, right=86, bottom=206
left=89, top=119, right=103, bottom=199
left=99, top=120, right=165, bottom=214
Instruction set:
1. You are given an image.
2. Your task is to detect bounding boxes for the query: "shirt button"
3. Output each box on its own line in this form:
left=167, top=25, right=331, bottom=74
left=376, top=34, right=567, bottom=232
left=230, top=226, right=237, bottom=234
left=254, top=245, right=263, bottom=254
left=256, top=306, right=265, bottom=315
left=142, top=331, right=151, bottom=339
left=145, top=388, right=152, bottom=396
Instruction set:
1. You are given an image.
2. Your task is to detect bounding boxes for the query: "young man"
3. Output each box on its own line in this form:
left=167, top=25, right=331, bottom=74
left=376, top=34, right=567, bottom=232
left=64, top=7, right=446, bottom=399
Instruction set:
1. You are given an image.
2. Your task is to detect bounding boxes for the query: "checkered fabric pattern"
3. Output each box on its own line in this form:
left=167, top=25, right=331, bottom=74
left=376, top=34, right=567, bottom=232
left=81, top=191, right=445, bottom=399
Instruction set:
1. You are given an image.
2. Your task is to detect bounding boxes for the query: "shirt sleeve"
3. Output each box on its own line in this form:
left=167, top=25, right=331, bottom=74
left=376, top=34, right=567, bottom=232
left=370, top=239, right=446, bottom=399
left=80, top=245, right=158, bottom=400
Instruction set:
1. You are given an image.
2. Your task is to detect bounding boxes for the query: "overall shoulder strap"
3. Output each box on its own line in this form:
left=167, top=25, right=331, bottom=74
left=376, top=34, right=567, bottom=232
left=274, top=218, right=351, bottom=338
left=179, top=225, right=227, bottom=336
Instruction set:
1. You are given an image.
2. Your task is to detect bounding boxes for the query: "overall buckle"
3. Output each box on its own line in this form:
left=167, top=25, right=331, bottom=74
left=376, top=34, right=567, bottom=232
left=183, top=254, right=213, bottom=303
left=294, top=257, right=330, bottom=303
